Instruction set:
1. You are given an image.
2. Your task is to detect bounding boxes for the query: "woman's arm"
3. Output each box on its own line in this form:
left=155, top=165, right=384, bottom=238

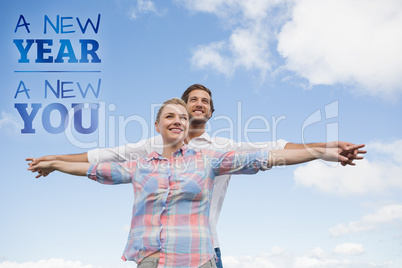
left=211, top=144, right=365, bottom=176
left=27, top=160, right=91, bottom=177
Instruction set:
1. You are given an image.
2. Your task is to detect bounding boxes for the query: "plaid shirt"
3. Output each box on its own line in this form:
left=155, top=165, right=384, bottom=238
left=87, top=145, right=270, bottom=268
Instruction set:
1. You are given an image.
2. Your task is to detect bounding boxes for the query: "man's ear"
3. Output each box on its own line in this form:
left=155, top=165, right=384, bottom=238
left=155, top=121, right=160, bottom=133
left=208, top=110, right=213, bottom=119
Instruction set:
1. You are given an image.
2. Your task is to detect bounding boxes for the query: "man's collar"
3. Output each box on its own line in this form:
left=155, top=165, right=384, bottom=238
left=191, top=131, right=212, bottom=143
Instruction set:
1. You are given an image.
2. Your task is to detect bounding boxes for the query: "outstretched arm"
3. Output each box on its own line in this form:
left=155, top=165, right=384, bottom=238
left=27, top=159, right=91, bottom=177
left=212, top=144, right=366, bottom=177
left=268, top=144, right=365, bottom=166
left=26, top=137, right=155, bottom=178
left=26, top=153, right=88, bottom=178
left=284, top=141, right=367, bottom=166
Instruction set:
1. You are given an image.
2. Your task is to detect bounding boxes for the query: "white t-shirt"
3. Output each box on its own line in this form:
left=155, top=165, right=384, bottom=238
left=87, top=132, right=288, bottom=248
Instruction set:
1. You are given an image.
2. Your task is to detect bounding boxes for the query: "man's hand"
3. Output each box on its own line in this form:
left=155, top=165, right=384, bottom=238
left=326, top=141, right=367, bottom=166
left=318, top=144, right=366, bottom=164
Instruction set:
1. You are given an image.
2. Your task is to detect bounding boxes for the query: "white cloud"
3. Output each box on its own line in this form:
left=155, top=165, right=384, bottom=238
left=179, top=0, right=289, bottom=78
left=277, top=0, right=402, bottom=99
left=0, top=111, right=22, bottom=135
left=222, top=248, right=395, bottom=268
left=179, top=0, right=402, bottom=99
left=293, top=256, right=351, bottom=268
left=122, top=223, right=130, bottom=233
left=1, top=252, right=396, bottom=268
left=191, top=42, right=234, bottom=76
left=222, top=248, right=292, bottom=268
left=293, top=140, right=402, bottom=195
left=330, top=204, right=402, bottom=237
left=176, top=0, right=281, bottom=21
left=128, top=0, right=159, bottom=19
left=0, top=259, right=95, bottom=268
left=333, top=243, right=365, bottom=255
left=308, top=247, right=327, bottom=259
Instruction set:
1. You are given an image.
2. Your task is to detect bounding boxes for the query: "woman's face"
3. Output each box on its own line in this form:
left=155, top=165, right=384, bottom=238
left=155, top=104, right=189, bottom=146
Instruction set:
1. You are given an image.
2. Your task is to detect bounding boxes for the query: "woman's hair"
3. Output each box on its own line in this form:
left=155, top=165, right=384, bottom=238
left=155, top=98, right=187, bottom=123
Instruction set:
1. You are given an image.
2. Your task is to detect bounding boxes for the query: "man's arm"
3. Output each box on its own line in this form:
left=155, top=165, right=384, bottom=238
left=284, top=141, right=367, bottom=166
left=269, top=144, right=365, bottom=166
left=229, top=139, right=366, bottom=166
left=28, top=153, right=89, bottom=163
left=211, top=144, right=365, bottom=176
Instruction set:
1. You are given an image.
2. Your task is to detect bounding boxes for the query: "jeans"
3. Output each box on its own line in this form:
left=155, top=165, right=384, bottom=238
left=214, top=248, right=223, bottom=268
left=137, top=257, right=217, bottom=268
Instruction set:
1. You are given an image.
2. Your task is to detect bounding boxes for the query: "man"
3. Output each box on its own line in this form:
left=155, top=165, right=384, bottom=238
left=28, top=84, right=365, bottom=268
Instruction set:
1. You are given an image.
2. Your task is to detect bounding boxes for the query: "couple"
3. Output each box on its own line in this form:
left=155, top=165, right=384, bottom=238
left=27, top=84, right=366, bottom=268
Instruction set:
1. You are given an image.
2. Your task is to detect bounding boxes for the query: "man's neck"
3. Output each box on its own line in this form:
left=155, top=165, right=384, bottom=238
left=185, top=123, right=206, bottom=143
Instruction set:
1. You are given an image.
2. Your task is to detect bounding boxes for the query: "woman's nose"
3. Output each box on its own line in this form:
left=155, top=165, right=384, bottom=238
left=173, top=115, right=182, bottom=125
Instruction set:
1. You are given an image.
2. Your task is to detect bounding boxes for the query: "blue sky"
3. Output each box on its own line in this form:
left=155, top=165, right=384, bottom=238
left=1, top=0, right=402, bottom=267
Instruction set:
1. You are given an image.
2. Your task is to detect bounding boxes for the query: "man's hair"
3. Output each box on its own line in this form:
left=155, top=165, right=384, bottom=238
left=155, top=98, right=187, bottom=123
left=181, top=84, right=215, bottom=114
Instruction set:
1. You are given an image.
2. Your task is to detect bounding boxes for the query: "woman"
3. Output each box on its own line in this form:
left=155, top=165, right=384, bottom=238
left=28, top=98, right=362, bottom=268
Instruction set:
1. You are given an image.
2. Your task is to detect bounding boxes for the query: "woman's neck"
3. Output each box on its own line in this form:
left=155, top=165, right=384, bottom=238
left=161, top=142, right=184, bottom=158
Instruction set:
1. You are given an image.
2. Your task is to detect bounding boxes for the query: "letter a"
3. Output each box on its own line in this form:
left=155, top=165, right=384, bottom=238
left=14, top=81, right=31, bottom=99
left=14, top=15, right=31, bottom=33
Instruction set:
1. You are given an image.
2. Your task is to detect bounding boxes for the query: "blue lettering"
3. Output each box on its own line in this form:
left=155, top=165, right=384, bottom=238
left=14, top=81, right=31, bottom=99
left=61, top=17, right=75, bottom=34
left=77, top=79, right=101, bottom=98
left=15, top=15, right=30, bottom=33
left=35, top=39, right=53, bottom=63
left=14, top=103, right=42, bottom=134
left=76, top=14, right=101, bottom=34
left=44, top=15, right=59, bottom=34
left=45, top=80, right=60, bottom=98
left=13, top=39, right=34, bottom=63
left=72, top=103, right=99, bottom=134
left=42, top=103, right=68, bottom=134
left=79, top=39, right=101, bottom=63
left=61, top=81, right=75, bottom=98
left=55, top=39, right=78, bottom=63
left=14, top=39, right=101, bottom=63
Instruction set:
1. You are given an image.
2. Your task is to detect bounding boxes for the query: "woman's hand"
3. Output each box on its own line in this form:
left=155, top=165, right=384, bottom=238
left=26, top=158, right=55, bottom=178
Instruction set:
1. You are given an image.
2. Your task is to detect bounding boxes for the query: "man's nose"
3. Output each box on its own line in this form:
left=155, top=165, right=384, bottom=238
left=195, top=99, right=203, bottom=107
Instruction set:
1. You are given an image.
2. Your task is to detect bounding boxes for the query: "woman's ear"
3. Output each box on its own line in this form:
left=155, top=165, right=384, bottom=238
left=155, top=121, right=160, bottom=133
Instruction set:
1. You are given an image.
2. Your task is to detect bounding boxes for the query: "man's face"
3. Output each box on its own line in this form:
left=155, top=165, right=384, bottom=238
left=186, top=89, right=213, bottom=124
